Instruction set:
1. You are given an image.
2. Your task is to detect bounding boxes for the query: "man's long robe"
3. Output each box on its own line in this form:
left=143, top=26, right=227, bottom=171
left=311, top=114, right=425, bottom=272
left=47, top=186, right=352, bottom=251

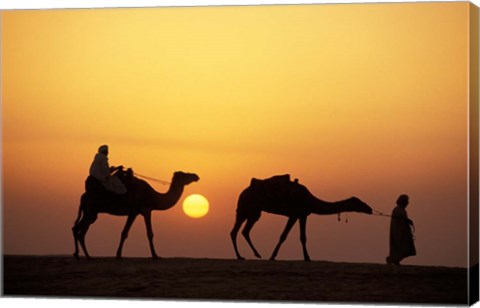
left=389, top=206, right=416, bottom=263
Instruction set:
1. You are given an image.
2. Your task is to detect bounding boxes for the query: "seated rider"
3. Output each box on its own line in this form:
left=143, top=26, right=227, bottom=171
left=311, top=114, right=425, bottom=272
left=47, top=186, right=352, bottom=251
left=89, top=145, right=127, bottom=195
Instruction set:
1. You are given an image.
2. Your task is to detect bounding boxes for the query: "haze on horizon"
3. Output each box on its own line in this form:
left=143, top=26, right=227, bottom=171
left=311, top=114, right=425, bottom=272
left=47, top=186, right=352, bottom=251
left=1, top=2, right=471, bottom=267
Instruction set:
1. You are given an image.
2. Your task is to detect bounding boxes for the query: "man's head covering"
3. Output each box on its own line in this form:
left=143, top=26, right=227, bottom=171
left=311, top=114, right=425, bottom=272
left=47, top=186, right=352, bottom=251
left=98, top=145, right=109, bottom=154
left=396, top=194, right=409, bottom=207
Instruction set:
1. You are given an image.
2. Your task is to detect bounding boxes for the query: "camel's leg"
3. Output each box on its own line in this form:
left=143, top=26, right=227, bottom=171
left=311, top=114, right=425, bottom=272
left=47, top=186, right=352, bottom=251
left=299, top=216, right=311, bottom=262
left=230, top=214, right=247, bottom=260
left=270, top=216, right=298, bottom=261
left=78, top=216, right=97, bottom=260
left=72, top=224, right=80, bottom=260
left=72, top=203, right=85, bottom=259
left=116, top=214, right=137, bottom=259
left=242, top=213, right=262, bottom=259
left=143, top=213, right=160, bottom=259
left=79, top=229, right=92, bottom=260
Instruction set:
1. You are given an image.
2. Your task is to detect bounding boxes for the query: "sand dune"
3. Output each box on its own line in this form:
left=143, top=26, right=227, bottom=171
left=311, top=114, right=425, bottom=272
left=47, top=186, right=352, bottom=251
left=3, top=255, right=468, bottom=305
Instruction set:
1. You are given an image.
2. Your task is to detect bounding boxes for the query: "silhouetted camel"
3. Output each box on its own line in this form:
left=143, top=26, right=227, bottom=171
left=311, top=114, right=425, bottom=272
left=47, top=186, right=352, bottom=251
left=230, top=175, right=373, bottom=261
left=72, top=170, right=199, bottom=260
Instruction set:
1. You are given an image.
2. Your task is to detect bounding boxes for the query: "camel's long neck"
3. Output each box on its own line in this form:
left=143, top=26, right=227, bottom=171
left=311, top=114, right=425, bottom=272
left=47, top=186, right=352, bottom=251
left=310, top=197, right=357, bottom=215
left=153, top=180, right=185, bottom=211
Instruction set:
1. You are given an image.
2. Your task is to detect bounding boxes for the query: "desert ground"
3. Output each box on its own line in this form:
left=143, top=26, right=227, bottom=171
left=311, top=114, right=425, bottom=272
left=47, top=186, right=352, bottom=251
left=2, top=255, right=468, bottom=305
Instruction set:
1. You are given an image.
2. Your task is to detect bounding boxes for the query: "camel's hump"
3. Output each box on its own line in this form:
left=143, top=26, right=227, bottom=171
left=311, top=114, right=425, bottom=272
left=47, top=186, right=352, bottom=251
left=250, top=174, right=291, bottom=187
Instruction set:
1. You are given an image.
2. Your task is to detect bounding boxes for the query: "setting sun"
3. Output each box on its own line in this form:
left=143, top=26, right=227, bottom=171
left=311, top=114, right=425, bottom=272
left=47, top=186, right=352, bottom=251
left=183, top=194, right=209, bottom=218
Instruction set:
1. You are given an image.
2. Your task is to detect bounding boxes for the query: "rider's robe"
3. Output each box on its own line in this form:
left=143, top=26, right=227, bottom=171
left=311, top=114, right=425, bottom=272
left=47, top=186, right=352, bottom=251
left=89, top=152, right=127, bottom=194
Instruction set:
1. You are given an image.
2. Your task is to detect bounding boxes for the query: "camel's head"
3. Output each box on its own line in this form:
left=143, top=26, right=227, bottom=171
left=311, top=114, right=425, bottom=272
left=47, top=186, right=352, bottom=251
left=349, top=197, right=373, bottom=214
left=173, top=171, right=200, bottom=186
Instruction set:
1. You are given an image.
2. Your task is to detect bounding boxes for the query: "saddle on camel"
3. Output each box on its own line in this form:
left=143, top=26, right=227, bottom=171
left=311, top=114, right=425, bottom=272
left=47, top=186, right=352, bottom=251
left=84, top=167, right=134, bottom=205
left=249, top=174, right=303, bottom=208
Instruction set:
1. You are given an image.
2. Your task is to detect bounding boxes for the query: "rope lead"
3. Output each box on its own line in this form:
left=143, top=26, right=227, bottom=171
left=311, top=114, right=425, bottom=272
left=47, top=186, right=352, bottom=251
left=134, top=172, right=171, bottom=185
left=371, top=209, right=393, bottom=218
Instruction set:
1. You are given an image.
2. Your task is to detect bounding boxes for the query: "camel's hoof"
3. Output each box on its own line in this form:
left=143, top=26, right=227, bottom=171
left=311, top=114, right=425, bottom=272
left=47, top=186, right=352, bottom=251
left=269, top=257, right=276, bottom=261
left=151, top=255, right=163, bottom=260
left=73, top=253, right=79, bottom=260
left=237, top=256, right=246, bottom=261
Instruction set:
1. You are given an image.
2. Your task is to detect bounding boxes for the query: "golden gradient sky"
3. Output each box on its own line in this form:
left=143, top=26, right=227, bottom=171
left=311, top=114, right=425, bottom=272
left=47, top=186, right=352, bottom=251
left=1, top=2, right=473, bottom=267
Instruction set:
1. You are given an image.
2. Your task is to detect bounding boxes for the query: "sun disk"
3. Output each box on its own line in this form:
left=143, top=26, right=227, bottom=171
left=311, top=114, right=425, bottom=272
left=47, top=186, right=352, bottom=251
left=182, top=194, right=209, bottom=218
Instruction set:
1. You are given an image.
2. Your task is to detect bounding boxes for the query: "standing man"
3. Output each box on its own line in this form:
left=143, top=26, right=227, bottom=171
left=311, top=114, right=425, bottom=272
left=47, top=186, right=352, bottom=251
left=386, top=194, right=416, bottom=265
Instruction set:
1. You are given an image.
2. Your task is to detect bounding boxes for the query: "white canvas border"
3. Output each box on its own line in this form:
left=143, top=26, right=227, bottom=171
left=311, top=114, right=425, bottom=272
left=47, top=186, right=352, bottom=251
left=0, top=1, right=478, bottom=308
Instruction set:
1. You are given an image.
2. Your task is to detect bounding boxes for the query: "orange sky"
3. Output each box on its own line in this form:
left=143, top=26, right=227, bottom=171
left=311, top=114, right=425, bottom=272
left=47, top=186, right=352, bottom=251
left=1, top=2, right=473, bottom=267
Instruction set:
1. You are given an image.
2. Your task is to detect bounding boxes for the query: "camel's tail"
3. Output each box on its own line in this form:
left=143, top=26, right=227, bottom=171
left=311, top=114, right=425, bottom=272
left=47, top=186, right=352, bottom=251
left=74, top=195, right=86, bottom=226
